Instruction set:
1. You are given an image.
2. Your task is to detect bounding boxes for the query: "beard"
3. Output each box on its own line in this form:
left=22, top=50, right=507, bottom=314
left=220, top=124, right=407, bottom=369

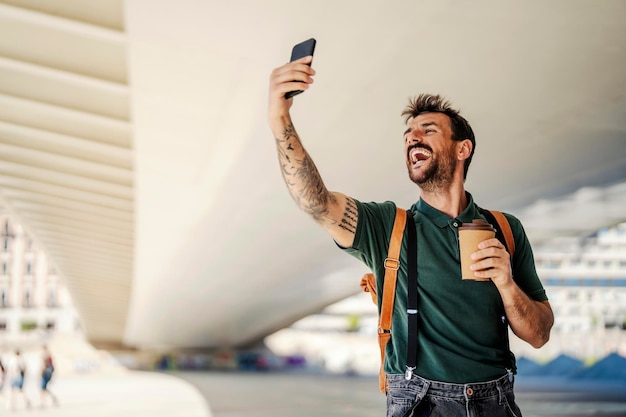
left=407, top=144, right=457, bottom=193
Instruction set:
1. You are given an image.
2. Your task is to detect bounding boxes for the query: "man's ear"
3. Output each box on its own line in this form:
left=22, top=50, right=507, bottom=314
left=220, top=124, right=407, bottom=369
left=457, top=139, right=473, bottom=161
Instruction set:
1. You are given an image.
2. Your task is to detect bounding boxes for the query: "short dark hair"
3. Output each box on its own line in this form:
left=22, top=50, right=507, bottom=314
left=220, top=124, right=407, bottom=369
left=401, top=94, right=475, bottom=180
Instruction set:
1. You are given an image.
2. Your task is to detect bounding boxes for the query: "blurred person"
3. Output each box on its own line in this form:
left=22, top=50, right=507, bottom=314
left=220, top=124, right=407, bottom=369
left=40, top=346, right=58, bottom=408
left=0, top=355, right=6, bottom=396
left=268, top=55, right=554, bottom=416
left=9, top=350, right=31, bottom=410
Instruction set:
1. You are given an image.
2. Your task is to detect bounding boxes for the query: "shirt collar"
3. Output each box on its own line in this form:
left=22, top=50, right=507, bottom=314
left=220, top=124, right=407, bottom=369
left=412, top=192, right=479, bottom=228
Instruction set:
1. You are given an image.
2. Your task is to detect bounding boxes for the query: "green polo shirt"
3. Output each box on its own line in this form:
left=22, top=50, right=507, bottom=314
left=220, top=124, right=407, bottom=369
left=343, top=193, right=548, bottom=383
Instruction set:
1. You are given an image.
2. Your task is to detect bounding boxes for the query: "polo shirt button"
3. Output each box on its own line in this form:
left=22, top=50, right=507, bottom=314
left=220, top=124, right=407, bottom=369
left=453, top=222, right=459, bottom=227
left=466, top=387, right=473, bottom=396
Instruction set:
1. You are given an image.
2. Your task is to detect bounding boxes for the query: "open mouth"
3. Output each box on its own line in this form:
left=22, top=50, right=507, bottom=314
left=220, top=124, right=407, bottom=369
left=409, top=147, right=432, bottom=165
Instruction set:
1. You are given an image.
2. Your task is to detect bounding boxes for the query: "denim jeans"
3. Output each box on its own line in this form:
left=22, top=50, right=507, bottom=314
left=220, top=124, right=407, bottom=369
left=386, top=373, right=522, bottom=417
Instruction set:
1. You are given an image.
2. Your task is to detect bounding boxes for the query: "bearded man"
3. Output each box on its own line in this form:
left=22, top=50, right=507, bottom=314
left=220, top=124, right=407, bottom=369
left=268, top=55, right=553, bottom=417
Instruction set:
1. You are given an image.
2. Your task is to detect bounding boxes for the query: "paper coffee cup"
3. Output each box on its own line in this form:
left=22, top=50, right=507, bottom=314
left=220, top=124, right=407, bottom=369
left=458, top=220, right=496, bottom=281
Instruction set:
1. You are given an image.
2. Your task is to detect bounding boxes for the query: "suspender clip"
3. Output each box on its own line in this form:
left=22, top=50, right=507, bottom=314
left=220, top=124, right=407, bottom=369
left=405, top=366, right=415, bottom=380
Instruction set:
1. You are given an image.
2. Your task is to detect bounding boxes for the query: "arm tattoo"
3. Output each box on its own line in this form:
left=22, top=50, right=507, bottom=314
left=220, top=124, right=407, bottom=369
left=295, top=156, right=336, bottom=222
left=338, top=197, right=357, bottom=233
left=275, top=123, right=335, bottom=223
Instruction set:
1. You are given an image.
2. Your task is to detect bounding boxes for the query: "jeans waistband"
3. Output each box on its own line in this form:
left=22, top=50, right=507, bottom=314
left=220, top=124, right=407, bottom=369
left=390, top=372, right=514, bottom=400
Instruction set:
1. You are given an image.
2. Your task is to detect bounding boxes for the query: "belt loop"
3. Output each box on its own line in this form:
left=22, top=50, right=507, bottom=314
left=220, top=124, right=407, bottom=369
left=416, top=377, right=430, bottom=401
left=496, top=376, right=504, bottom=405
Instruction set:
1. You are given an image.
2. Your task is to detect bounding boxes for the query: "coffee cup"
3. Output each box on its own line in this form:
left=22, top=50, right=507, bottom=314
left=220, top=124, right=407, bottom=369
left=458, top=220, right=496, bottom=281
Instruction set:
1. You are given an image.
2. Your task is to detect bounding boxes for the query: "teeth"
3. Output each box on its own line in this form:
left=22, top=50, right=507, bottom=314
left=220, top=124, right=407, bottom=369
left=411, top=148, right=431, bottom=163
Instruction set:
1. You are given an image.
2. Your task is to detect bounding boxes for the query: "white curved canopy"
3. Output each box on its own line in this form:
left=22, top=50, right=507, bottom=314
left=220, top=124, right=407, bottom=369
left=0, top=0, right=624, bottom=348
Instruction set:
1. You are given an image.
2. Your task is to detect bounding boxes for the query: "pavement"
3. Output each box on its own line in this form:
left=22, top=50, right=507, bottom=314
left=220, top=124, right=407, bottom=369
left=173, top=371, right=626, bottom=417
left=0, top=335, right=212, bottom=417
left=2, top=368, right=626, bottom=417
left=0, top=369, right=212, bottom=417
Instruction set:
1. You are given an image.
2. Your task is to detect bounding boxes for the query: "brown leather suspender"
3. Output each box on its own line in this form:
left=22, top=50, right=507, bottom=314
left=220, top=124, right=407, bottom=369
left=360, top=207, right=407, bottom=393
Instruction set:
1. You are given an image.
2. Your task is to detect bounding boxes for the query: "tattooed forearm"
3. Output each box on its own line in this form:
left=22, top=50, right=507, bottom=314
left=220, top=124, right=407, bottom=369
left=338, top=197, right=357, bottom=233
left=272, top=118, right=357, bottom=246
left=281, top=123, right=297, bottom=141
left=275, top=124, right=296, bottom=163
left=275, top=123, right=334, bottom=223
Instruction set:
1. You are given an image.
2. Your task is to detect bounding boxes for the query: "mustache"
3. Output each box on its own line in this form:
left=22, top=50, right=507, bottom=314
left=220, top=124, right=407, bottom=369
left=407, top=143, right=433, bottom=156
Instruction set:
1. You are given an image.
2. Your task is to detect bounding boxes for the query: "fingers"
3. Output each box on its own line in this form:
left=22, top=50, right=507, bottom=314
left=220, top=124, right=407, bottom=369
left=471, top=239, right=505, bottom=262
left=272, top=60, right=316, bottom=82
left=270, top=59, right=316, bottom=98
left=477, top=238, right=502, bottom=251
left=469, top=257, right=506, bottom=276
left=469, top=238, right=511, bottom=281
left=293, top=55, right=314, bottom=65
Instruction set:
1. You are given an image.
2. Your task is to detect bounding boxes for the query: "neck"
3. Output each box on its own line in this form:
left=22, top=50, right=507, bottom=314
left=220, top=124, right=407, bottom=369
left=419, top=180, right=468, bottom=218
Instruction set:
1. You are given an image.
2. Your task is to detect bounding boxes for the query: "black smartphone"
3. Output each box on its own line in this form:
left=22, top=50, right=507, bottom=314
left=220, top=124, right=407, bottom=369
left=285, top=38, right=316, bottom=99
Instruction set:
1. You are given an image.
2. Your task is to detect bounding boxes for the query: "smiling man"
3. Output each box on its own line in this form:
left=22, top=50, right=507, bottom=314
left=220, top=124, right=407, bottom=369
left=268, top=55, right=553, bottom=417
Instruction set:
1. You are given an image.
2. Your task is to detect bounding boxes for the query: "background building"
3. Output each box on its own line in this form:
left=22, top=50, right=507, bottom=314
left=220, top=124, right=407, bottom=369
left=0, top=211, right=82, bottom=350
left=521, top=222, right=626, bottom=361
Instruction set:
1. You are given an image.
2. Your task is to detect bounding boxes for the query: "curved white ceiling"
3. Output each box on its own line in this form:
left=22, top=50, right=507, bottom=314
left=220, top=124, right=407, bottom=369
left=1, top=0, right=625, bottom=349
left=0, top=0, right=131, bottom=345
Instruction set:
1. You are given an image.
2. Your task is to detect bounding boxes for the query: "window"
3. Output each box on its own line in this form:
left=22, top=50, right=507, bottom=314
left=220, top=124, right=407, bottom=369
left=0, top=289, right=8, bottom=308
left=23, top=288, right=32, bottom=308
left=1, top=221, right=14, bottom=252
left=47, top=287, right=57, bottom=308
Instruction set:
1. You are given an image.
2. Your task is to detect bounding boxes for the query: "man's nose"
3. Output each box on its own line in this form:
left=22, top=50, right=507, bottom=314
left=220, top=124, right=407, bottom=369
left=405, top=131, right=421, bottom=144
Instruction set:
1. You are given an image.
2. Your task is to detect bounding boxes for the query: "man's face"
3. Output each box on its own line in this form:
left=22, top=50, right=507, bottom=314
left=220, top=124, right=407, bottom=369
left=403, top=112, right=458, bottom=192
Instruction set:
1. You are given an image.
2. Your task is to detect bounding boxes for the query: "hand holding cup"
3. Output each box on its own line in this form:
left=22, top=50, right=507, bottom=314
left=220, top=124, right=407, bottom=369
left=458, top=220, right=496, bottom=281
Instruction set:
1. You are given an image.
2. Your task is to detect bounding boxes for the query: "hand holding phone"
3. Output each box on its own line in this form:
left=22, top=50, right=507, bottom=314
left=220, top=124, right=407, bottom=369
left=285, top=38, right=316, bottom=99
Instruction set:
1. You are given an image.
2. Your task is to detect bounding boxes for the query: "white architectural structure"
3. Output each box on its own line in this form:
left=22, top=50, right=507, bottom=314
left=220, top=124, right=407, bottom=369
left=0, top=0, right=624, bottom=350
left=0, top=212, right=81, bottom=348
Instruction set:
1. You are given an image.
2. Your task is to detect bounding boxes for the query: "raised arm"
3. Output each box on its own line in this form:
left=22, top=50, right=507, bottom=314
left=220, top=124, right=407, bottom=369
left=268, top=56, right=357, bottom=248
